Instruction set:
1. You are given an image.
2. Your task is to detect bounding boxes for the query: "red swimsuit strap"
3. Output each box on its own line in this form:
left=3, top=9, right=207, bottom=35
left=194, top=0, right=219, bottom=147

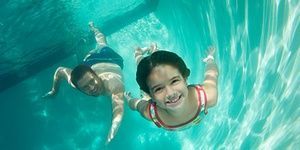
left=148, top=102, right=162, bottom=127
left=153, top=85, right=204, bottom=129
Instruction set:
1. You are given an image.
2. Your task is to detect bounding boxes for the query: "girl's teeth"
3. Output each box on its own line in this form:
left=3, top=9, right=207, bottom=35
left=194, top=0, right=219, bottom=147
left=169, top=99, right=178, bottom=103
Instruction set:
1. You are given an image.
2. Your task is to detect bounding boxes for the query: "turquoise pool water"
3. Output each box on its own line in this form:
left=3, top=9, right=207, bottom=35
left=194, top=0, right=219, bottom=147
left=0, top=0, right=299, bottom=149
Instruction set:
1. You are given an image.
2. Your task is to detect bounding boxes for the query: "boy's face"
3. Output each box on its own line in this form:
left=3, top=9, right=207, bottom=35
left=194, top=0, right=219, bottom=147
left=147, top=64, right=189, bottom=111
left=77, top=71, right=103, bottom=96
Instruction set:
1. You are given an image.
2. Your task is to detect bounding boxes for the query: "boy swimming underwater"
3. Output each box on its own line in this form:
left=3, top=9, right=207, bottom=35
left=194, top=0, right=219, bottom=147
left=43, top=22, right=124, bottom=143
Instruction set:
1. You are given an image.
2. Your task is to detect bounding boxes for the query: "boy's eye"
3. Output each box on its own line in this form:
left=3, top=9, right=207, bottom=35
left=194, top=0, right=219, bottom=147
left=88, top=80, right=97, bottom=87
left=83, top=85, right=89, bottom=90
left=89, top=79, right=95, bottom=84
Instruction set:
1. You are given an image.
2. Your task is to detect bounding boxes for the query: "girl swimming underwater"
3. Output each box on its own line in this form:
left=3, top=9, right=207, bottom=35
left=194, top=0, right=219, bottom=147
left=125, top=45, right=219, bottom=130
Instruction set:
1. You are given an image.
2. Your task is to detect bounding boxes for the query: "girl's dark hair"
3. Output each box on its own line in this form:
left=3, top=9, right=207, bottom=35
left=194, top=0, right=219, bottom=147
left=71, top=64, right=95, bottom=88
left=136, top=50, right=190, bottom=94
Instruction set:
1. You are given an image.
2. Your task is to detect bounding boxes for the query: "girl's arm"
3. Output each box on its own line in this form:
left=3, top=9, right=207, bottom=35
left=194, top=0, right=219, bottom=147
left=134, top=43, right=158, bottom=65
left=125, top=92, right=151, bottom=120
left=202, top=47, right=219, bottom=107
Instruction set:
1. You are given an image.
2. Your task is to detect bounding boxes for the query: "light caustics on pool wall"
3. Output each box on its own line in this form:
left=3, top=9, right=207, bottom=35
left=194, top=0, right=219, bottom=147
left=0, top=0, right=299, bottom=149
left=0, top=0, right=158, bottom=91
left=168, top=0, right=300, bottom=149
left=110, top=0, right=299, bottom=149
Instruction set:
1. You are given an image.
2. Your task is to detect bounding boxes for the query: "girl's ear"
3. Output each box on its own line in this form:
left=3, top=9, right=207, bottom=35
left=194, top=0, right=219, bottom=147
left=187, top=69, right=191, bottom=77
left=183, top=77, right=188, bottom=85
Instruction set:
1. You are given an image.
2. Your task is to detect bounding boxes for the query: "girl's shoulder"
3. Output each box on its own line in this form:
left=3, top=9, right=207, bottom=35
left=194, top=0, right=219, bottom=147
left=187, top=84, right=203, bottom=88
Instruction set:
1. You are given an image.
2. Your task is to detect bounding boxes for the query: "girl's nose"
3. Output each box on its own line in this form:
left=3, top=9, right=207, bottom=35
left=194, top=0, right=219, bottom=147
left=167, top=94, right=177, bottom=101
left=165, top=86, right=176, bottom=100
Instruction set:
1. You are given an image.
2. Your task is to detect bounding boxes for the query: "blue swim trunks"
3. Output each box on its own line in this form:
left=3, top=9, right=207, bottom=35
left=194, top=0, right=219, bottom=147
left=82, top=46, right=124, bottom=69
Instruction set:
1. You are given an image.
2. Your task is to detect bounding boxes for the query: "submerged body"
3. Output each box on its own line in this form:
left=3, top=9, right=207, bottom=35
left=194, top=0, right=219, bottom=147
left=44, top=22, right=124, bottom=143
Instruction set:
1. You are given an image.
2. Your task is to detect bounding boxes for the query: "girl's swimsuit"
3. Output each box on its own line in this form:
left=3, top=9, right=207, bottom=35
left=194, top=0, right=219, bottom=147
left=148, top=85, right=208, bottom=130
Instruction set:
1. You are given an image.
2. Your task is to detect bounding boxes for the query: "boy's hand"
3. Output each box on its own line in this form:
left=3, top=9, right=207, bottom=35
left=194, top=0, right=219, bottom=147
left=42, top=90, right=56, bottom=98
left=88, top=21, right=94, bottom=28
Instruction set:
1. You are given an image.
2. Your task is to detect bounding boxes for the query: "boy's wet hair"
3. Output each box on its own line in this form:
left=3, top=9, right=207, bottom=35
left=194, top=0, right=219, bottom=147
left=71, top=64, right=95, bottom=88
left=136, top=50, right=190, bottom=94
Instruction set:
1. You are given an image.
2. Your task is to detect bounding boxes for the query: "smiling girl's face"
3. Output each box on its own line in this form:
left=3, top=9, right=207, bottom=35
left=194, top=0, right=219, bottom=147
left=147, top=64, right=189, bottom=111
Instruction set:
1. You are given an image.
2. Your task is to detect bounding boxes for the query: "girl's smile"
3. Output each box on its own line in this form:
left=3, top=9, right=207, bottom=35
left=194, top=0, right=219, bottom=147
left=147, top=64, right=189, bottom=111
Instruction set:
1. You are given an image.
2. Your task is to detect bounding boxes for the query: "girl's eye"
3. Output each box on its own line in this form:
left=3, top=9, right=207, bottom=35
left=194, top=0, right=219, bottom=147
left=154, top=87, right=164, bottom=93
left=171, top=79, right=180, bottom=84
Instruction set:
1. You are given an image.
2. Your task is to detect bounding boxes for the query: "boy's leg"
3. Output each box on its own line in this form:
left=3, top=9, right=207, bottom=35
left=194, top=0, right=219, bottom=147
left=89, top=22, right=107, bottom=46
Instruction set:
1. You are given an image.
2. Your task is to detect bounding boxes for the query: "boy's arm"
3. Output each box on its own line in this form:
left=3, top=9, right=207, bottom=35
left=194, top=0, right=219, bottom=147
left=125, top=92, right=151, bottom=120
left=106, top=91, right=124, bottom=144
left=202, top=47, right=219, bottom=107
left=43, top=67, right=74, bottom=98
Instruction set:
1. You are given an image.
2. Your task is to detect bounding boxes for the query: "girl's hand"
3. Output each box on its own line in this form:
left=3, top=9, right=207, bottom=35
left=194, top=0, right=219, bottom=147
left=149, top=42, right=158, bottom=54
left=124, top=92, right=141, bottom=110
left=203, top=46, right=216, bottom=63
left=207, top=46, right=215, bottom=56
left=135, top=43, right=158, bottom=56
left=124, top=92, right=133, bottom=102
